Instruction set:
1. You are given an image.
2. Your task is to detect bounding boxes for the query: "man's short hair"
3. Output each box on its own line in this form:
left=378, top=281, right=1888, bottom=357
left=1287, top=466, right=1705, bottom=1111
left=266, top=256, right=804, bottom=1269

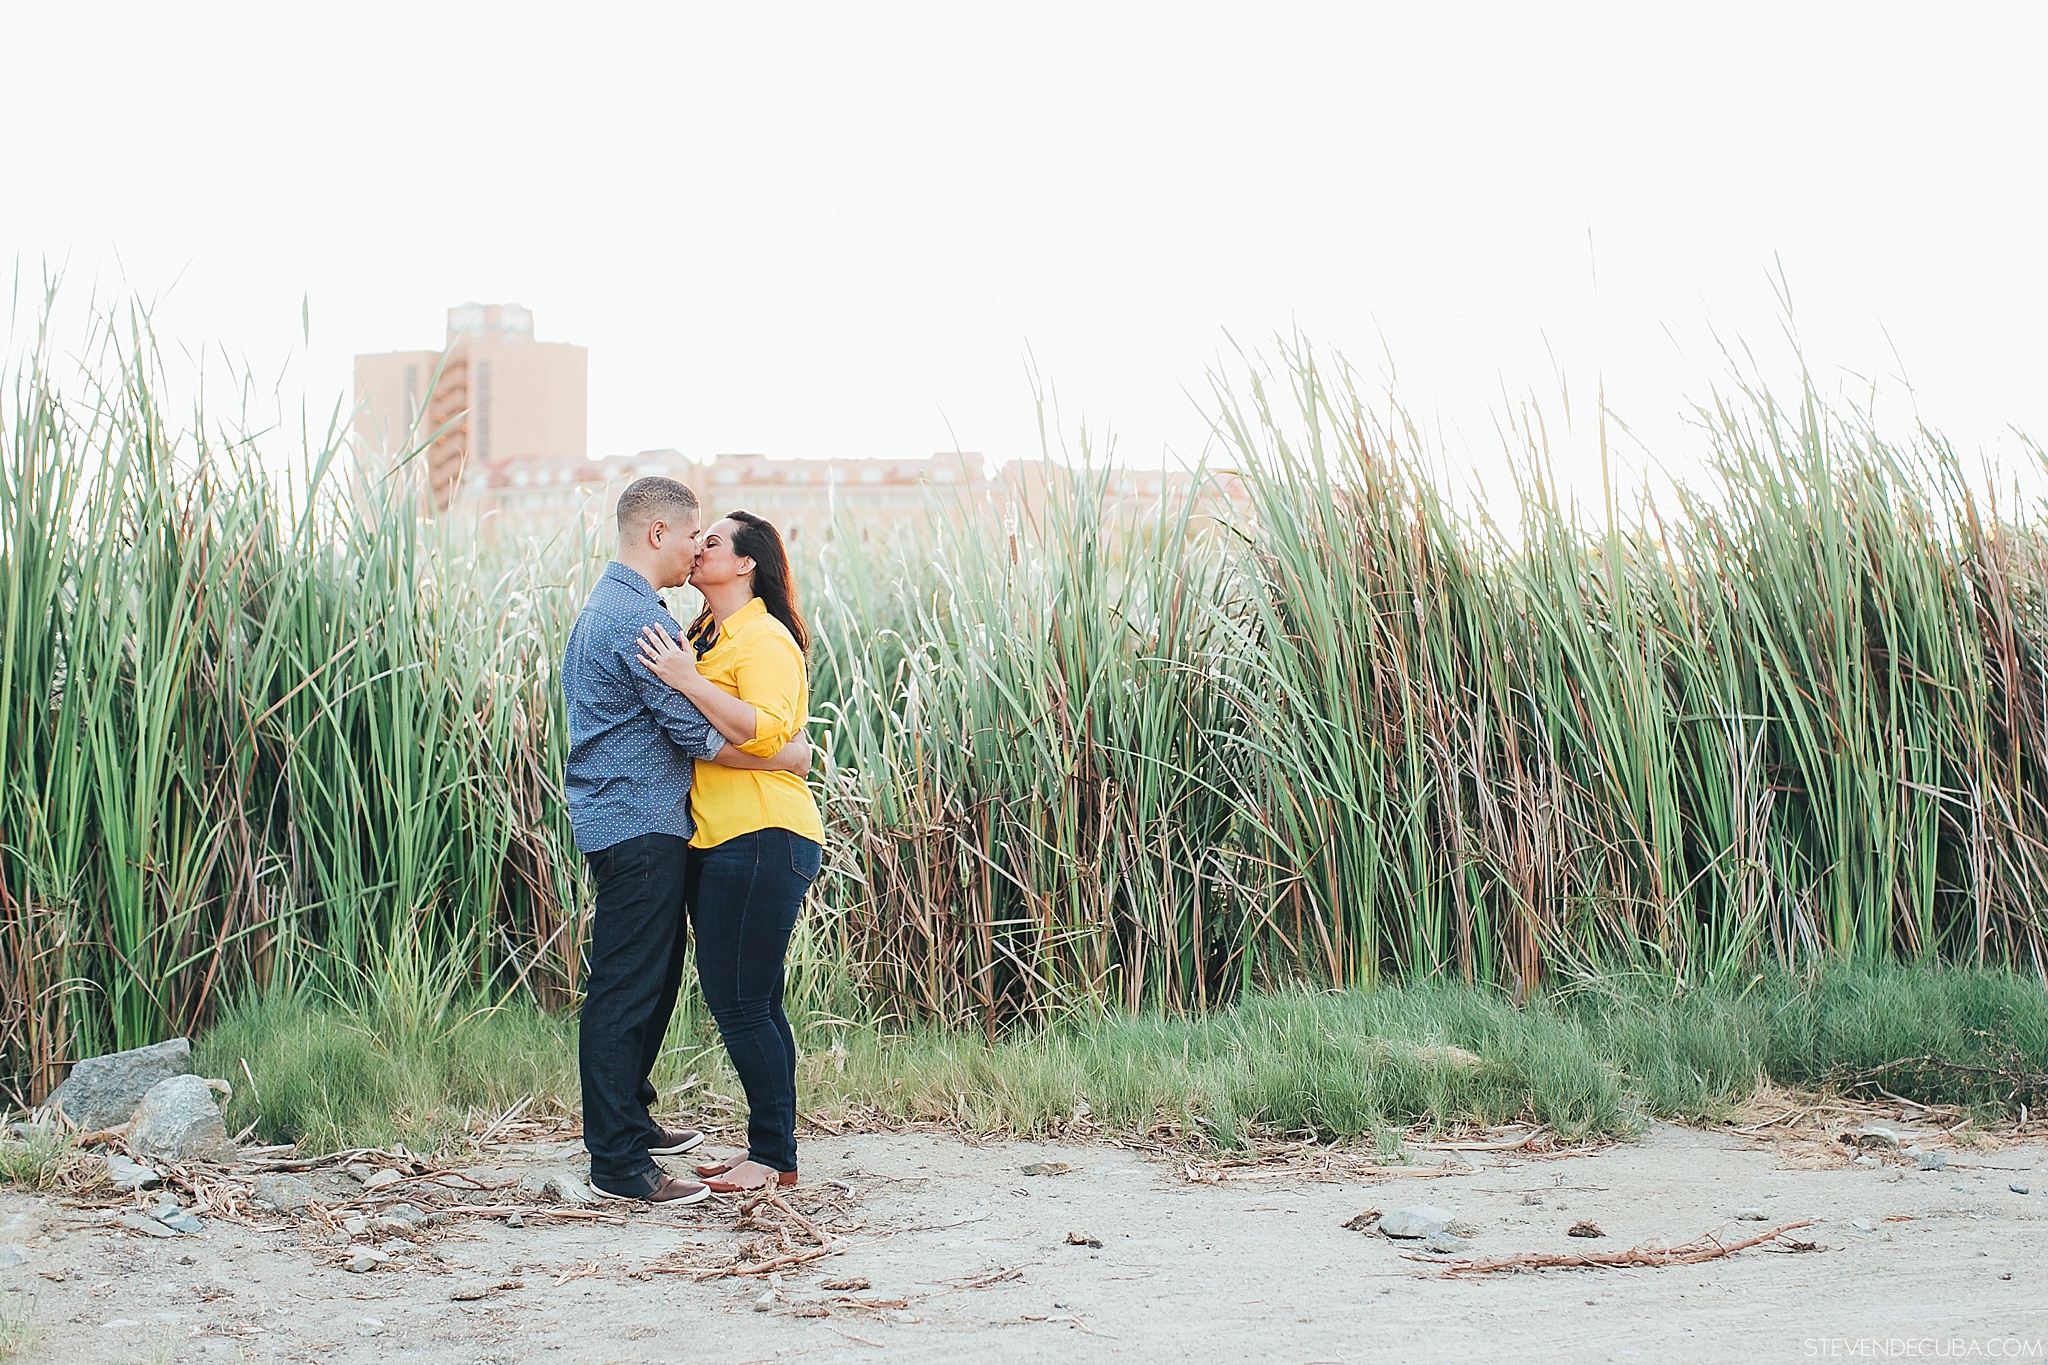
left=615, top=476, right=700, bottom=537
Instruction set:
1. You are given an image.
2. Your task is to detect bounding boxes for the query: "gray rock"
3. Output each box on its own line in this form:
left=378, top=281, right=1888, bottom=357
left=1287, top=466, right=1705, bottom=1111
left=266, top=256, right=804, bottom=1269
left=1914, top=1150, right=1947, bottom=1171
left=2012, top=1184, right=2032, bottom=1195
left=377, top=1239, right=411, bottom=1257
left=105, top=1154, right=160, bottom=1191
left=343, top=1246, right=388, bottom=1273
left=1854, top=1124, right=1900, bottom=1149
left=1734, top=1208, right=1768, bottom=1221
left=251, top=1175, right=317, bottom=1213
left=518, top=1170, right=594, bottom=1205
left=1421, top=1231, right=1472, bottom=1254
left=356, top=1318, right=385, bottom=1337
left=158, top=1212, right=205, bottom=1236
left=505, top=1212, right=524, bottom=1228
left=45, top=1038, right=192, bottom=1130
left=0, top=1245, right=30, bottom=1269
left=1377, top=1205, right=1455, bottom=1239
left=1849, top=1218, right=1876, bottom=1233
left=115, top=1213, right=179, bottom=1239
left=128, top=1075, right=233, bottom=1165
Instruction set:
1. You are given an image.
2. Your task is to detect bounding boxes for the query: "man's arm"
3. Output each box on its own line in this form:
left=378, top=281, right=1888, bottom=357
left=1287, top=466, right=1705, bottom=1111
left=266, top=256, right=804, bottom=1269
left=618, top=619, right=724, bottom=760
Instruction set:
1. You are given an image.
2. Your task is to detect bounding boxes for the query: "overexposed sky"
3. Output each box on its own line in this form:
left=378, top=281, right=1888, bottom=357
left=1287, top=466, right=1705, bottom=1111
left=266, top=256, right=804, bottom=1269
left=6, top=3, right=2045, bottom=498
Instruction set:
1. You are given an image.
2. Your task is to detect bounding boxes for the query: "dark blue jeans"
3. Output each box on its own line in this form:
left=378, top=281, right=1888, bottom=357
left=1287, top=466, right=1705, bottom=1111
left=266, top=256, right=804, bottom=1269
left=579, top=832, right=693, bottom=1195
left=686, top=827, right=823, bottom=1174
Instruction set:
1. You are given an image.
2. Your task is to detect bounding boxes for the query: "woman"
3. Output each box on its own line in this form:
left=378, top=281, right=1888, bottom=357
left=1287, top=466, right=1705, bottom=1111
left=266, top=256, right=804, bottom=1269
left=636, top=509, right=823, bottom=1193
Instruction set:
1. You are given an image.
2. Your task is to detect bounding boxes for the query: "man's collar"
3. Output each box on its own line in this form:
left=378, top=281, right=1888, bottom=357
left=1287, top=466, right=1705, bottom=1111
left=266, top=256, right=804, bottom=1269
left=605, top=560, right=660, bottom=597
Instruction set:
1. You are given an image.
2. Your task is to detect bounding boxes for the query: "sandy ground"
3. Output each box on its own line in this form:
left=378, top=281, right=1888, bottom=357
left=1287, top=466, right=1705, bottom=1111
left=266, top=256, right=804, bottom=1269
left=3, top=1120, right=2045, bottom=1364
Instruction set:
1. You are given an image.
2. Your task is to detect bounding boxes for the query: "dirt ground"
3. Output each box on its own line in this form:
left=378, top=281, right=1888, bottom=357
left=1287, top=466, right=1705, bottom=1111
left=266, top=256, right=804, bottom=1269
left=4, top=1113, right=2045, bottom=1364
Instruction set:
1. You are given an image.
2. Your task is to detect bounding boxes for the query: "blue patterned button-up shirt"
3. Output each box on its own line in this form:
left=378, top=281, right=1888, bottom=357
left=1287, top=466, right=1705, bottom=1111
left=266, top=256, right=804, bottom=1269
left=562, top=561, right=725, bottom=853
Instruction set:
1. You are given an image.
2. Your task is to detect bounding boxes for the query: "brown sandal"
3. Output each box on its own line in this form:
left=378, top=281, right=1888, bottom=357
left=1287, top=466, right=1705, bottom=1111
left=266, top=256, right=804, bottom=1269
left=702, top=1166, right=799, bottom=1193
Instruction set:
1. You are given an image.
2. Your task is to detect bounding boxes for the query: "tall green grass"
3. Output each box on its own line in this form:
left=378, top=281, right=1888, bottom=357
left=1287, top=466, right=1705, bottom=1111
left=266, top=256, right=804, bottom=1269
left=4, top=301, right=2047, bottom=1106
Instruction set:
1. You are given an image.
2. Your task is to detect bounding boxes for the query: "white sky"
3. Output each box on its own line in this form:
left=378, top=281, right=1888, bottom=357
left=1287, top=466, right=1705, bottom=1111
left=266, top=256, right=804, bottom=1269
left=6, top=3, right=2045, bottom=502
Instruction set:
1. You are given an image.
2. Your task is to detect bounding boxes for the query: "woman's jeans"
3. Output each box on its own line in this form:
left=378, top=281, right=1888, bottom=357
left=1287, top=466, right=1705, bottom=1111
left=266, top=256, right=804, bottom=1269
left=686, top=827, right=822, bottom=1173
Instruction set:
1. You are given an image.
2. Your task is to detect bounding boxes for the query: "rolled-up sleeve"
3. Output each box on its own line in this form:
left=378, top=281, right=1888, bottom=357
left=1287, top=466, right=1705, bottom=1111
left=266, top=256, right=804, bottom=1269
left=733, top=630, right=805, bottom=757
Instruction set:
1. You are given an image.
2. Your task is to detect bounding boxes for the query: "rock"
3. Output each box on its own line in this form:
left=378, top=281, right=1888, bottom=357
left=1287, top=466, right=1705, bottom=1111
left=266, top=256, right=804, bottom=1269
left=46, top=1038, right=192, bottom=1130
left=356, top=1317, right=385, bottom=1337
left=1853, top=1124, right=1900, bottom=1149
left=251, top=1174, right=317, bottom=1213
left=344, top=1162, right=376, bottom=1184
left=377, top=1239, right=411, bottom=1257
left=0, top=1245, right=30, bottom=1269
left=1734, top=1208, right=1768, bottom=1221
left=361, top=1168, right=404, bottom=1192
left=105, top=1155, right=160, bottom=1192
left=517, top=1170, right=593, bottom=1205
left=128, top=1075, right=234, bottom=1164
left=2012, top=1184, right=2032, bottom=1195
left=159, top=1212, right=205, bottom=1236
left=1421, top=1230, right=1472, bottom=1254
left=753, top=1287, right=776, bottom=1311
left=1915, top=1150, right=1947, bottom=1171
left=343, top=1246, right=388, bottom=1273
left=1849, top=1218, right=1876, bottom=1233
left=115, top=1213, right=179, bottom=1239
left=1377, top=1205, right=1454, bottom=1239
left=342, top=1215, right=370, bottom=1236
left=505, top=1212, right=524, bottom=1228
left=369, top=1217, right=417, bottom=1239
left=1566, top=1221, right=1604, bottom=1238
left=1519, top=1193, right=1544, bottom=1205
left=1020, top=1162, right=1071, bottom=1177
left=1341, top=1209, right=1382, bottom=1232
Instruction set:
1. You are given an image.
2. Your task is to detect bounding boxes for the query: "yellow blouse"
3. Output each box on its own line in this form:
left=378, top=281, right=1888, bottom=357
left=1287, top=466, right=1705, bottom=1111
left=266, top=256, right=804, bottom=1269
left=688, top=597, right=825, bottom=849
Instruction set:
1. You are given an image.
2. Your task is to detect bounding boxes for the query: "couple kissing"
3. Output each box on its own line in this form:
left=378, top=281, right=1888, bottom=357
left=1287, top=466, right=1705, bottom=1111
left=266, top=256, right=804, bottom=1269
left=560, top=476, right=823, bottom=1204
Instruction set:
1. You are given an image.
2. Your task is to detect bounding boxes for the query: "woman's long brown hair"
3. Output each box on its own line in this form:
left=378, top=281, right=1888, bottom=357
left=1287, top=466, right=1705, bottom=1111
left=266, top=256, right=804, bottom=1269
left=690, top=509, right=809, bottom=654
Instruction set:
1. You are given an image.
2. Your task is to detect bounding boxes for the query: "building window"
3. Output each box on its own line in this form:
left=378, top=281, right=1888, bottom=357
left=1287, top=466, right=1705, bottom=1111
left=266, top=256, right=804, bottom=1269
left=477, top=360, right=494, bottom=462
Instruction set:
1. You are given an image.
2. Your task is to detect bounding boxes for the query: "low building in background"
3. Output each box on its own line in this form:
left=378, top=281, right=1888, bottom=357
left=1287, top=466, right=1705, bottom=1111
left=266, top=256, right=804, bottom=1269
left=352, top=304, right=1237, bottom=552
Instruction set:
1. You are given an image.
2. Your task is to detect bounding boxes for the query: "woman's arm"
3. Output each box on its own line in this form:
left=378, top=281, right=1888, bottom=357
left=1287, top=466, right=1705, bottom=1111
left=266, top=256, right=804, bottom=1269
left=637, top=625, right=759, bottom=745
left=711, top=734, right=812, bottom=776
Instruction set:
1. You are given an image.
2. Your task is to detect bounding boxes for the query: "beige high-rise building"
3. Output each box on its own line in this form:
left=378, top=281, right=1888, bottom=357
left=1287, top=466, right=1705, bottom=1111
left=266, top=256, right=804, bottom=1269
left=353, top=303, right=587, bottom=510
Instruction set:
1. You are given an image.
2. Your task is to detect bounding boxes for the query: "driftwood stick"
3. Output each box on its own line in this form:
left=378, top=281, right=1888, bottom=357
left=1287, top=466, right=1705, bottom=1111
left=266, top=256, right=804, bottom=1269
left=1421, top=1220, right=1819, bottom=1277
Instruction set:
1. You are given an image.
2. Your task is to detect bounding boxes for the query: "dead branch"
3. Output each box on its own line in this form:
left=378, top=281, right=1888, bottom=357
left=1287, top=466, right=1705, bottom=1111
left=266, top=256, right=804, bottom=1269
left=1419, top=1220, right=1818, bottom=1277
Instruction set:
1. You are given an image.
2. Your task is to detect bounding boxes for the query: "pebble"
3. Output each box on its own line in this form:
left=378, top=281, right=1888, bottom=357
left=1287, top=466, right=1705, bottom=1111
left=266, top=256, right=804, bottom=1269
left=105, top=1154, right=161, bottom=1192
left=2012, top=1184, right=2031, bottom=1195
left=342, top=1215, right=370, bottom=1236
left=1914, top=1150, right=1947, bottom=1172
left=361, top=1168, right=404, bottom=1192
left=115, top=1213, right=179, bottom=1239
left=506, top=1212, right=525, bottom=1228
left=1849, top=1218, right=1876, bottom=1233
left=356, top=1317, right=385, bottom=1337
left=1378, top=1205, right=1455, bottom=1239
left=344, top=1246, right=389, bottom=1274
left=378, top=1240, right=411, bottom=1258
left=1734, top=1208, right=1767, bottom=1221
left=0, top=1245, right=30, bottom=1269
left=158, top=1212, right=205, bottom=1236
left=1421, top=1230, right=1472, bottom=1254
left=1855, top=1124, right=1901, bottom=1149
left=753, top=1287, right=777, bottom=1312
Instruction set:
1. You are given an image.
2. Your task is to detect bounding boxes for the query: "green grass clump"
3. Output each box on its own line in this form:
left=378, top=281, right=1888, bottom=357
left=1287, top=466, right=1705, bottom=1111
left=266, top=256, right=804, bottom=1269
left=0, top=1300, right=35, bottom=1362
left=196, top=992, right=579, bottom=1153
left=196, top=964, right=2046, bottom=1154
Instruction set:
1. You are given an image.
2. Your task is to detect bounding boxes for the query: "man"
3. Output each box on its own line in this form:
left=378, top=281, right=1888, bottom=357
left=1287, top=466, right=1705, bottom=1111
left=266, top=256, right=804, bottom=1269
left=562, top=475, right=810, bottom=1203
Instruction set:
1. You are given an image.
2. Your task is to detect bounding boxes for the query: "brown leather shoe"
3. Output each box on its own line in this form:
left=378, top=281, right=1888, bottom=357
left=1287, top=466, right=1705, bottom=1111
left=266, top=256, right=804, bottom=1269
left=591, top=1171, right=711, bottom=1205
left=648, top=1125, right=705, bottom=1156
